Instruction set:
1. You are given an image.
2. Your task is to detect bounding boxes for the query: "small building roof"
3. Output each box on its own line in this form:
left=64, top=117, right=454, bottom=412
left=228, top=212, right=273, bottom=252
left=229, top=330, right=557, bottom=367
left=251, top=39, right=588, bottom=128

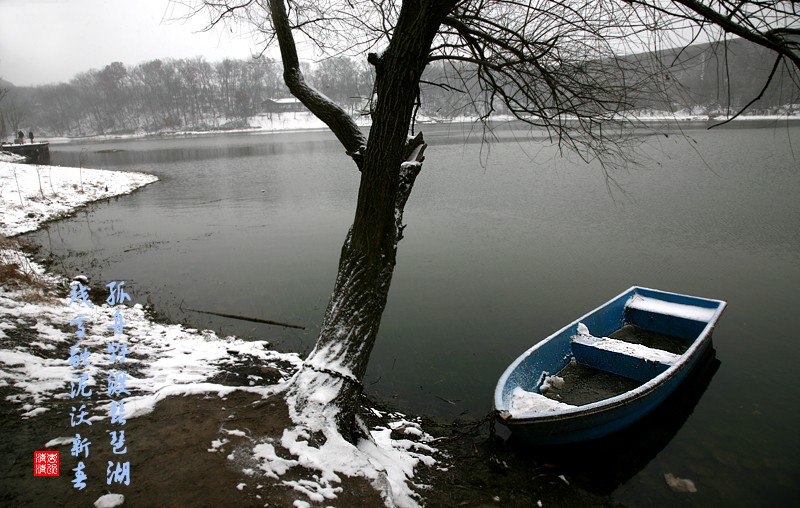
left=264, top=98, right=302, bottom=104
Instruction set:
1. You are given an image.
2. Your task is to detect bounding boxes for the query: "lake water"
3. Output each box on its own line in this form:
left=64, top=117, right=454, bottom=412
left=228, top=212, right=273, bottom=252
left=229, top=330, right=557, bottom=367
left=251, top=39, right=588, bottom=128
left=29, top=121, right=799, bottom=505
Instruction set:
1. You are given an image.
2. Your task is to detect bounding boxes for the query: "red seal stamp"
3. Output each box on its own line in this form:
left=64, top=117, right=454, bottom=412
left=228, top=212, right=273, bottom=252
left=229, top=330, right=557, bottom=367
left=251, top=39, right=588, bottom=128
left=34, top=450, right=60, bottom=477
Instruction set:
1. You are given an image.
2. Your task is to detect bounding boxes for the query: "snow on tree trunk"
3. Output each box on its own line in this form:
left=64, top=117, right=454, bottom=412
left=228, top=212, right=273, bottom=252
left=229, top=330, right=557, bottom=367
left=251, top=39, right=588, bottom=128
left=287, top=142, right=425, bottom=440
left=274, top=0, right=450, bottom=439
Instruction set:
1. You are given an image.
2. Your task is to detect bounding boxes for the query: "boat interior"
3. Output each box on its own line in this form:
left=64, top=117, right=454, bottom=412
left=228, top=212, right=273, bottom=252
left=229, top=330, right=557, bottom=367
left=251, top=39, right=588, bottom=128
left=540, top=298, right=713, bottom=406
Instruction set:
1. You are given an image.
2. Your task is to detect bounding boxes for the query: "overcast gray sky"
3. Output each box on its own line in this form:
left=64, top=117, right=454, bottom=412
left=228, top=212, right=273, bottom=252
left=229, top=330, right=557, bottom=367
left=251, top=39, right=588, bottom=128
left=0, top=0, right=262, bottom=86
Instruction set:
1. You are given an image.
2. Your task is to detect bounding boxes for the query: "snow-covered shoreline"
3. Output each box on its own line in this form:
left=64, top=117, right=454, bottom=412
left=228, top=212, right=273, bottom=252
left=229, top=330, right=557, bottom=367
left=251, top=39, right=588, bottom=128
left=28, top=110, right=800, bottom=146
left=0, top=152, right=438, bottom=507
left=34, top=112, right=368, bottom=145
left=0, top=153, right=159, bottom=237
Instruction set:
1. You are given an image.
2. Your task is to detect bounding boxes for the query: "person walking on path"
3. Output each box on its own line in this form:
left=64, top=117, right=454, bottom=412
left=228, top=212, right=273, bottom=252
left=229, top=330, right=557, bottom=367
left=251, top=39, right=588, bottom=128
left=28, top=131, right=34, bottom=144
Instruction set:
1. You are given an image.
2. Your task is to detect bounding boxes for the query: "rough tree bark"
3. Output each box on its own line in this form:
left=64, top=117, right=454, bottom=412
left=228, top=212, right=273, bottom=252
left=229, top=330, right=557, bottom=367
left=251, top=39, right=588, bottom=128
left=267, top=0, right=458, bottom=438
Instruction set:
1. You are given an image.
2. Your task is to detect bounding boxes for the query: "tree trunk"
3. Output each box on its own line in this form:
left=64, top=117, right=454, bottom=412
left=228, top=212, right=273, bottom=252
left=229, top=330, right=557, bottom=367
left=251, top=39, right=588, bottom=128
left=287, top=136, right=426, bottom=440
left=286, top=1, right=453, bottom=439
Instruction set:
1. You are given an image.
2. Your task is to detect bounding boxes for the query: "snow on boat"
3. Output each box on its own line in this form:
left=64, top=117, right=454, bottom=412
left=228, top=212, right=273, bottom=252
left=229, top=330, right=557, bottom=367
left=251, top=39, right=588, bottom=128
left=494, top=286, right=726, bottom=445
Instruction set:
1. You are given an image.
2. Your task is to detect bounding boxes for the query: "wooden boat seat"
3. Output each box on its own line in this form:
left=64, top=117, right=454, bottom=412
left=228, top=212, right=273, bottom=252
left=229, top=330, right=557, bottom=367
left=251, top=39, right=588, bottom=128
left=625, top=295, right=717, bottom=322
left=624, top=294, right=717, bottom=341
left=572, top=334, right=681, bottom=383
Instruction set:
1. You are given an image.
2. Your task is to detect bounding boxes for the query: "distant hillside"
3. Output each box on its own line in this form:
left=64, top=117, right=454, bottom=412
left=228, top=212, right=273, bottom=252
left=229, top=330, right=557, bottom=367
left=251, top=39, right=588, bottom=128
left=417, top=36, right=800, bottom=120
left=630, top=37, right=799, bottom=114
left=2, top=37, right=798, bottom=138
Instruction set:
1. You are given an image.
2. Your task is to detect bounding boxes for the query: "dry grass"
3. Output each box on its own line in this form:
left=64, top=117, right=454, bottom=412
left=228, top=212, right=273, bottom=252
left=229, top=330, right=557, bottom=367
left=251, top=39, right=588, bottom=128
left=0, top=234, right=57, bottom=301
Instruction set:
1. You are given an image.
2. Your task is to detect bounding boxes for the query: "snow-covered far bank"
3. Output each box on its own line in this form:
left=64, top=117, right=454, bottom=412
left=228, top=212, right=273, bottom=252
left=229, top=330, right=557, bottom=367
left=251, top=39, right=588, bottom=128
left=0, top=155, right=440, bottom=507
left=623, top=109, right=800, bottom=123
left=0, top=153, right=159, bottom=236
left=40, top=112, right=371, bottom=144
left=32, top=109, right=800, bottom=145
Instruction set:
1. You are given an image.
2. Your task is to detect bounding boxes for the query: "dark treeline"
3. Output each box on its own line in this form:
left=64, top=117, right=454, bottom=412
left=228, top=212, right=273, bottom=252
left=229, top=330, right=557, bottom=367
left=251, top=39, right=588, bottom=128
left=1, top=37, right=797, bottom=140
left=0, top=56, right=373, bottom=138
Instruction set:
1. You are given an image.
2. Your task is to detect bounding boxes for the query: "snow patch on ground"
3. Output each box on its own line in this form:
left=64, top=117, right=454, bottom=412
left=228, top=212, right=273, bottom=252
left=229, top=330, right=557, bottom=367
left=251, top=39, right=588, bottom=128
left=0, top=160, right=439, bottom=507
left=93, top=493, right=125, bottom=507
left=44, top=436, right=74, bottom=447
left=249, top=112, right=370, bottom=133
left=249, top=411, right=438, bottom=507
left=0, top=159, right=158, bottom=236
left=0, top=280, right=297, bottom=417
left=664, top=473, right=698, bottom=493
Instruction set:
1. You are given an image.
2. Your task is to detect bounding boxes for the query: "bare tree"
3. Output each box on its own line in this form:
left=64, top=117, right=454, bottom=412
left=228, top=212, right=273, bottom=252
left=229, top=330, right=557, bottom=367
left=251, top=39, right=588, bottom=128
left=625, top=1, right=800, bottom=123
left=2, top=88, right=30, bottom=135
left=0, top=82, right=7, bottom=141
left=184, top=0, right=799, bottom=439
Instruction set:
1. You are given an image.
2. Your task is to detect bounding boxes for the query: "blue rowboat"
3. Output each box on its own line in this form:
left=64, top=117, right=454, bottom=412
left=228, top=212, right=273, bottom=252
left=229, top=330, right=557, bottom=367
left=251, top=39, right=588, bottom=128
left=494, top=286, right=727, bottom=445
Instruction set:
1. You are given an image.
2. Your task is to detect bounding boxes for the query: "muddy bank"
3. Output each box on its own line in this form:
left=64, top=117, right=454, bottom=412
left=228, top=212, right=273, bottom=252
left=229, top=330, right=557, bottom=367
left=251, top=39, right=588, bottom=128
left=0, top=380, right=616, bottom=508
left=0, top=388, right=385, bottom=507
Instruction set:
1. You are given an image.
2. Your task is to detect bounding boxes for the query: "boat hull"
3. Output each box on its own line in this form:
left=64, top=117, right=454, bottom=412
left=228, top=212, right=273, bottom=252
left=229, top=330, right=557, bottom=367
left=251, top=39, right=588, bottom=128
left=494, top=286, right=726, bottom=445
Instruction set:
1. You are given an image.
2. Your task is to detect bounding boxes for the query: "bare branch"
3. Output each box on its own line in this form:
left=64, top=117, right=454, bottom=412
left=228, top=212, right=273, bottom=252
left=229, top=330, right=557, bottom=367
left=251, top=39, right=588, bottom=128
left=269, top=0, right=367, bottom=166
left=627, top=0, right=800, bottom=71
left=709, top=52, right=783, bottom=127
left=185, top=0, right=799, bottom=163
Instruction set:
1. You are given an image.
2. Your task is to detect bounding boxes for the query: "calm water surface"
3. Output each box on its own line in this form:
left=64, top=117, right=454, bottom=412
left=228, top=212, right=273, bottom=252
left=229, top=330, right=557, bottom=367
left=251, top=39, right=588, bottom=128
left=30, top=122, right=800, bottom=506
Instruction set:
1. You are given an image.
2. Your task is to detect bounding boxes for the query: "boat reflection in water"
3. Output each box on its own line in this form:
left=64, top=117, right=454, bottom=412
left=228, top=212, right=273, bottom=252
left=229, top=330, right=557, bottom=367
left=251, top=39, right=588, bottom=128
left=507, top=343, right=721, bottom=496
